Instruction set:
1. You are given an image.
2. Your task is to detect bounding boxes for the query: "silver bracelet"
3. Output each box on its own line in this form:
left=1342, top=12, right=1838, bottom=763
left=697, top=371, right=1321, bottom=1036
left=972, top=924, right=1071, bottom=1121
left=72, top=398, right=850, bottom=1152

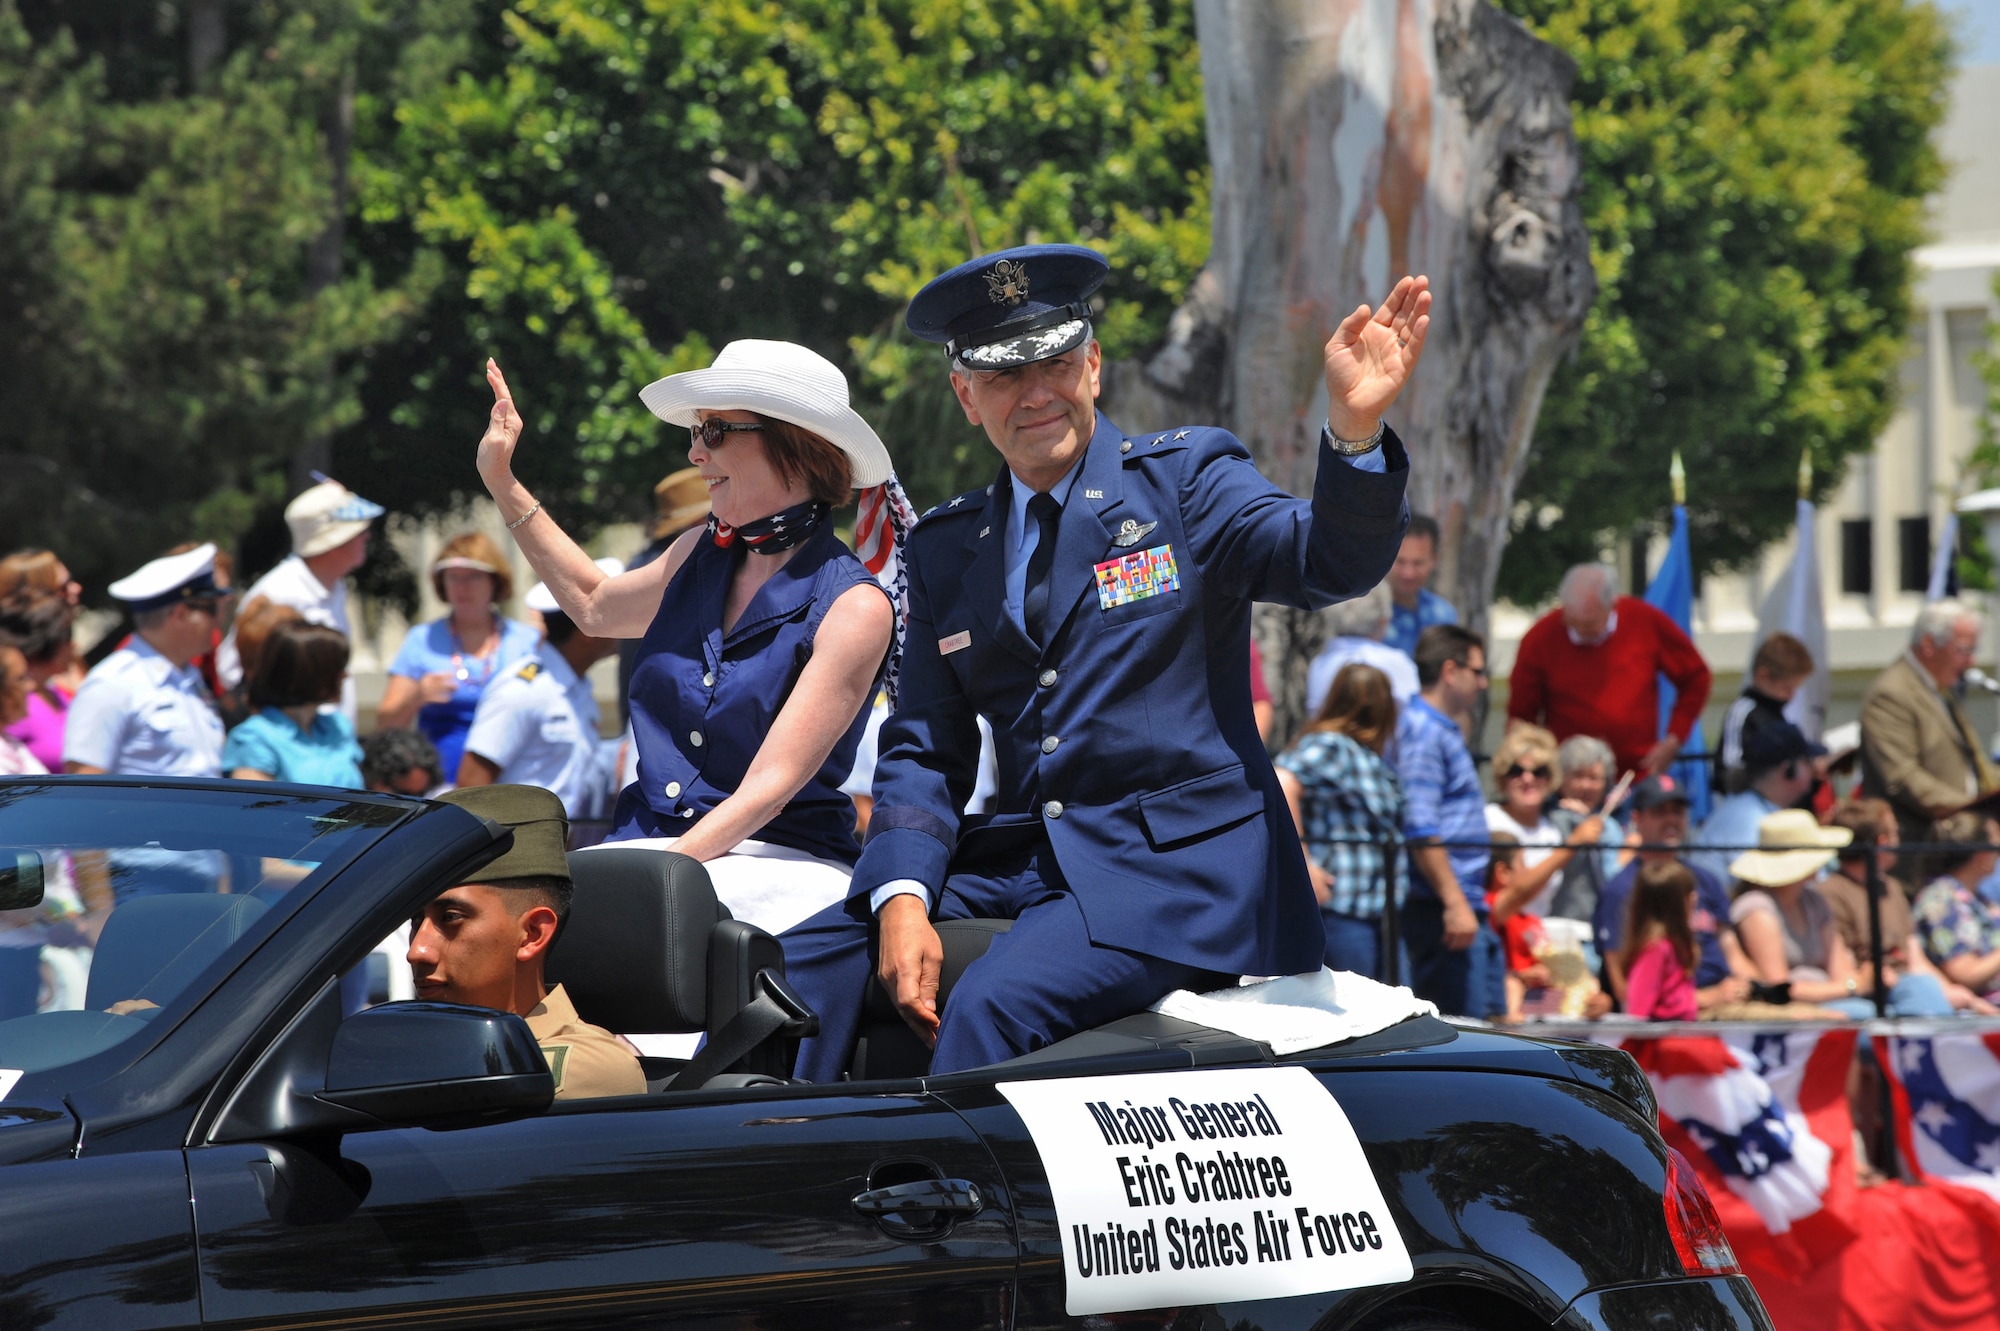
left=1326, top=419, right=1385, bottom=457
left=505, top=500, right=543, bottom=532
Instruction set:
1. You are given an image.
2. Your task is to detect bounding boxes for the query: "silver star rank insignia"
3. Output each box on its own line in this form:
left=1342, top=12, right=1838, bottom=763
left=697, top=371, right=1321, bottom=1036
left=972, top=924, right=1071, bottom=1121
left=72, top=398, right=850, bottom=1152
left=984, top=259, right=1031, bottom=306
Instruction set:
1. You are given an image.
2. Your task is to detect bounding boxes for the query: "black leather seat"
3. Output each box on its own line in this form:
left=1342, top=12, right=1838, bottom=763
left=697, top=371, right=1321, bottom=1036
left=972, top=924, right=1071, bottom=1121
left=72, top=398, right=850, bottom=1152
left=851, top=917, right=1013, bottom=1080
left=88, top=894, right=269, bottom=1013
left=548, top=847, right=813, bottom=1089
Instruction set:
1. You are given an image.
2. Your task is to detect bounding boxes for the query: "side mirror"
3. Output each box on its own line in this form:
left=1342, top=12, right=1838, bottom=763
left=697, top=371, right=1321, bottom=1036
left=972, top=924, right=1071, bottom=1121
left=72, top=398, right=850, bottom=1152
left=316, top=1002, right=553, bottom=1129
left=0, top=851, right=44, bottom=911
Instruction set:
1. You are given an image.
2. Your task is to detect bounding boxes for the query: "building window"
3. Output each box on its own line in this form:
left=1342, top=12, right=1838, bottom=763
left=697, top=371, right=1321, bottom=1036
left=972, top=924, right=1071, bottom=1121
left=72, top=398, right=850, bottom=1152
left=1899, top=516, right=1931, bottom=594
left=1841, top=519, right=1873, bottom=596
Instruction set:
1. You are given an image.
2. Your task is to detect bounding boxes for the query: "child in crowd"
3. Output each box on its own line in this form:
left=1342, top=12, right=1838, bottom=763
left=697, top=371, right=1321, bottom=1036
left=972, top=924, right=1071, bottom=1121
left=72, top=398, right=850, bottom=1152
left=1485, top=833, right=1549, bottom=1018
left=1619, top=860, right=1700, bottom=1021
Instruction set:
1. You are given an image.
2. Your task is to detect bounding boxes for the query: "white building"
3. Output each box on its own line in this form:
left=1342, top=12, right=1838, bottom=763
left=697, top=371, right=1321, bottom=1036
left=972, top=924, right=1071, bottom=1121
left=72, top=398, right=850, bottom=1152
left=1492, top=62, right=2000, bottom=742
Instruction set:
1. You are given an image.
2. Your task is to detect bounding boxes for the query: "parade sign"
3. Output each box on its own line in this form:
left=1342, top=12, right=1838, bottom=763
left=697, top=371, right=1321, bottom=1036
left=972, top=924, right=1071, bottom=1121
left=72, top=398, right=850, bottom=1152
left=999, top=1065, right=1411, bottom=1315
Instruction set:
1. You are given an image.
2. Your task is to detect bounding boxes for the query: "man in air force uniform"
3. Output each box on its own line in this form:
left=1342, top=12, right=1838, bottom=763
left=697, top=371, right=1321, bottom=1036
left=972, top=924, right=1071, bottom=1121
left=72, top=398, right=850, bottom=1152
left=787, top=245, right=1429, bottom=1078
left=65, top=544, right=231, bottom=778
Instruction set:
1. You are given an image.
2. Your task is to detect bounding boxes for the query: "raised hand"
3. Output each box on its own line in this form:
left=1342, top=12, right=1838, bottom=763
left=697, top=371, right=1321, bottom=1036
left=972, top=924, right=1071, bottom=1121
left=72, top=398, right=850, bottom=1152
left=1322, top=274, right=1431, bottom=441
left=478, top=358, right=525, bottom=485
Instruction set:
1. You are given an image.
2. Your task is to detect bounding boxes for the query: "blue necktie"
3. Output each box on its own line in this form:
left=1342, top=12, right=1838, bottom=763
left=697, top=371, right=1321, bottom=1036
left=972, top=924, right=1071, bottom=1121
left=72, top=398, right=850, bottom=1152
left=1023, top=492, right=1062, bottom=645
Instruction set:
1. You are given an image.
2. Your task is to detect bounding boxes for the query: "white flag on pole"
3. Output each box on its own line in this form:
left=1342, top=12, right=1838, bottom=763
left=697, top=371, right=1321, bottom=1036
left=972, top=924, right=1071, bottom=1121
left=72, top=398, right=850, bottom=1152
left=1746, top=497, right=1830, bottom=742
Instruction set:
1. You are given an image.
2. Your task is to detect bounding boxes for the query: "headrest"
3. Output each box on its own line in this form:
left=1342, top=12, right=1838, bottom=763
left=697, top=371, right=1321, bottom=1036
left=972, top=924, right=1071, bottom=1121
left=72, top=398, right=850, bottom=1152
left=547, top=848, right=726, bottom=1033
left=87, top=893, right=269, bottom=1013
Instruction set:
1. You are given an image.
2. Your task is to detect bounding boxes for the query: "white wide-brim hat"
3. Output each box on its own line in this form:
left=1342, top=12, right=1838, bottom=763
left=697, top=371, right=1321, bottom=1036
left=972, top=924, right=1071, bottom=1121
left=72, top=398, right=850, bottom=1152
left=638, top=340, right=892, bottom=490
left=1729, top=808, right=1853, bottom=888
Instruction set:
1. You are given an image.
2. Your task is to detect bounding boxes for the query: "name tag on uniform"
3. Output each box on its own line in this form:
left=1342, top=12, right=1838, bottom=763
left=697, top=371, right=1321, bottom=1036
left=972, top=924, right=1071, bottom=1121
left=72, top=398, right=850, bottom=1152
left=1094, top=545, right=1180, bottom=610
left=939, top=630, right=972, bottom=655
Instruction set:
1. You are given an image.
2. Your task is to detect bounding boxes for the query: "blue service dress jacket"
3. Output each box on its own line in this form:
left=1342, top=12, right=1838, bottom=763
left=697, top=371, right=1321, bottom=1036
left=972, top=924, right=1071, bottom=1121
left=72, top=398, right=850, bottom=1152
left=853, top=409, right=1410, bottom=979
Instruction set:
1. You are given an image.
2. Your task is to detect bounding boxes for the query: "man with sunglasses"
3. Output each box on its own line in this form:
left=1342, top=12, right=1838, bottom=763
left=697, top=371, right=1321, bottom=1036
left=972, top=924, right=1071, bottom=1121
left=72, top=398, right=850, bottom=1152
left=65, top=544, right=232, bottom=779
left=1396, top=624, right=1504, bottom=1018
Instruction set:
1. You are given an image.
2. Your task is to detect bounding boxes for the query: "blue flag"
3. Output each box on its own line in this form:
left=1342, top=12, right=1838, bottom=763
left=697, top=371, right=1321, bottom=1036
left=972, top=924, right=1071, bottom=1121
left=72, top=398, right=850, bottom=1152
left=1643, top=504, right=1713, bottom=822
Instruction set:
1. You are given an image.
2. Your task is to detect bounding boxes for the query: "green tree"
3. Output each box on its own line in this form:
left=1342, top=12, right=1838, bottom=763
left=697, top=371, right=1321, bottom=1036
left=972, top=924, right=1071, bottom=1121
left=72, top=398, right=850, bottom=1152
left=336, top=0, right=1210, bottom=529
left=1490, top=0, right=1954, bottom=602
left=0, top=1, right=433, bottom=597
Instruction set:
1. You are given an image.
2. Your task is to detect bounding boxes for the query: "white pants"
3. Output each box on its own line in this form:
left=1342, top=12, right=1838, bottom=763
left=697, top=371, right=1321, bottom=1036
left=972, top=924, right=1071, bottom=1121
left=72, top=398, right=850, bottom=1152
left=575, top=836, right=851, bottom=1060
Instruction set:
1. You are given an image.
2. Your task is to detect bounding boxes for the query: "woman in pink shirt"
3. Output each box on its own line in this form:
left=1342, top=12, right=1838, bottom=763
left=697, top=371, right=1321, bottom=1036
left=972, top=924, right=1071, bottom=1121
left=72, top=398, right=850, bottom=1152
left=1620, top=860, right=1700, bottom=1020
left=0, top=591, right=77, bottom=772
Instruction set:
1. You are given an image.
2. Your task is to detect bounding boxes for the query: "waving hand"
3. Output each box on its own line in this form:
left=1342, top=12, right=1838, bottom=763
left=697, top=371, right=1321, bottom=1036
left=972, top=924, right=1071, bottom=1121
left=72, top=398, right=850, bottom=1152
left=1323, top=275, right=1431, bottom=442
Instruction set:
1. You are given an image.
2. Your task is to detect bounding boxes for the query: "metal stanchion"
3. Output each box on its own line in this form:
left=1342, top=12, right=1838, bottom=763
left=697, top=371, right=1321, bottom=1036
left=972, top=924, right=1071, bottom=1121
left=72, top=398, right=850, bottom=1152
left=1863, top=850, right=1890, bottom=1019
left=1380, top=843, right=1402, bottom=988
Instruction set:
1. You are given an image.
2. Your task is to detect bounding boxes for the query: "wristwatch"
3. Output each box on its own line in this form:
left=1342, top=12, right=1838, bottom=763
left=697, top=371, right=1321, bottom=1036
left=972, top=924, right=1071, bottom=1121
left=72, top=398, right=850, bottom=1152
left=1325, top=419, right=1385, bottom=457
left=1846, top=977, right=1859, bottom=996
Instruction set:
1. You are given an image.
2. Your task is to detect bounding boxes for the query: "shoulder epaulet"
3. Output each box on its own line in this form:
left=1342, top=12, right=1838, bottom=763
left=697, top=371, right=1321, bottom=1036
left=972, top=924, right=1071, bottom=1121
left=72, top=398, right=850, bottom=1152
left=515, top=661, right=541, bottom=682
left=1126, top=428, right=1198, bottom=456
left=916, top=483, right=990, bottom=525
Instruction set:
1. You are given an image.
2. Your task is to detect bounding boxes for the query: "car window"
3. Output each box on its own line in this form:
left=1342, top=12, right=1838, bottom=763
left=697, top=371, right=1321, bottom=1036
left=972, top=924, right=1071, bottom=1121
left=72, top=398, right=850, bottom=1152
left=0, top=780, right=408, bottom=1078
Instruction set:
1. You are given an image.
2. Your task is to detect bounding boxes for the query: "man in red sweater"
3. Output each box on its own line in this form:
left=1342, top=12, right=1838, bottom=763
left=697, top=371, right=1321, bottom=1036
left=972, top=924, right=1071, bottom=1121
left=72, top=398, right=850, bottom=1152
left=1506, top=563, right=1712, bottom=778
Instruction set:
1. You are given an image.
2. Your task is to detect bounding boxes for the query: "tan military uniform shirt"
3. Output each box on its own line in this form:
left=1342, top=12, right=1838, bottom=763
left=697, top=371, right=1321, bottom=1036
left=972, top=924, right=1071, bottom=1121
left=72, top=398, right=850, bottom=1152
left=525, top=983, right=645, bottom=1100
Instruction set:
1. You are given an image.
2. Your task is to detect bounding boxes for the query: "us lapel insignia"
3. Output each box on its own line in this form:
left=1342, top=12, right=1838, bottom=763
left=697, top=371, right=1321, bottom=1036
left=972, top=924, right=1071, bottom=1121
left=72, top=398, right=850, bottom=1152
left=1085, top=488, right=1105, bottom=500
left=1112, top=519, right=1158, bottom=548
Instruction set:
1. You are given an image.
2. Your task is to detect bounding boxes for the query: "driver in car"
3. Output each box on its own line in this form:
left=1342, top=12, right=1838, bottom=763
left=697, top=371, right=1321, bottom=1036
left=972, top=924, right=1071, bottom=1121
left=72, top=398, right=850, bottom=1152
left=413, top=785, right=644, bottom=1100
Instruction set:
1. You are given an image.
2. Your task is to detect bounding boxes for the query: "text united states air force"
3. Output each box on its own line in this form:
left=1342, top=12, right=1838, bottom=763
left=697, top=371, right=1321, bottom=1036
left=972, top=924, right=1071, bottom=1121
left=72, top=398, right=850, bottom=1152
left=999, top=1065, right=1412, bottom=1316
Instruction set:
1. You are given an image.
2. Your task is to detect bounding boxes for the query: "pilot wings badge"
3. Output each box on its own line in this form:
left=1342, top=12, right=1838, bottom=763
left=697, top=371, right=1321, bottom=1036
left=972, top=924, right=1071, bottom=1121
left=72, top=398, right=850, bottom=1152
left=985, top=259, right=1031, bottom=306
left=1112, top=519, right=1158, bottom=548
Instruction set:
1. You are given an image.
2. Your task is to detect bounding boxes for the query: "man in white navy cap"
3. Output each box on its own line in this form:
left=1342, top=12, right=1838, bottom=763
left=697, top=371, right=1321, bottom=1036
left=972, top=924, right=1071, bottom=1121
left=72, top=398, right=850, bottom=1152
left=216, top=477, right=384, bottom=715
left=457, top=559, right=623, bottom=820
left=64, top=544, right=231, bottom=777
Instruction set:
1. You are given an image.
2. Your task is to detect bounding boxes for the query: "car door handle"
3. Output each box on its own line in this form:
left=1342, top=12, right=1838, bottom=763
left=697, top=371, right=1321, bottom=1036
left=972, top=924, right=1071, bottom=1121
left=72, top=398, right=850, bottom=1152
left=851, top=1177, right=984, bottom=1218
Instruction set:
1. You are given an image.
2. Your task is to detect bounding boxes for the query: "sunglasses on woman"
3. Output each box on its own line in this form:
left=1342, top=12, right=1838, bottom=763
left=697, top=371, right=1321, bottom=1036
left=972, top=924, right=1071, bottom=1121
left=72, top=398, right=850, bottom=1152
left=690, top=419, right=764, bottom=450
left=1503, top=763, right=1552, bottom=782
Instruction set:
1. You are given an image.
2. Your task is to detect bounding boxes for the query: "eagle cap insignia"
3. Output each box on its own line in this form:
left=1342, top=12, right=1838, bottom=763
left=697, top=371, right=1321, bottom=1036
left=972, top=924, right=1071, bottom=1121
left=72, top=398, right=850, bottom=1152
left=984, top=259, right=1031, bottom=307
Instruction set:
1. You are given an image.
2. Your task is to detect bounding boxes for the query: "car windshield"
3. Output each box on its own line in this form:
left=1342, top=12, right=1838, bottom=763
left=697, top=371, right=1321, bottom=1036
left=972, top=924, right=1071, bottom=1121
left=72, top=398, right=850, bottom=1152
left=0, top=779, right=409, bottom=1077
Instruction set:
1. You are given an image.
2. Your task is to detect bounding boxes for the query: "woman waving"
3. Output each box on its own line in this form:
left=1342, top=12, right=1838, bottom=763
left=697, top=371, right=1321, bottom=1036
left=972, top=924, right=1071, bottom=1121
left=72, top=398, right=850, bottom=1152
left=475, top=342, right=904, bottom=938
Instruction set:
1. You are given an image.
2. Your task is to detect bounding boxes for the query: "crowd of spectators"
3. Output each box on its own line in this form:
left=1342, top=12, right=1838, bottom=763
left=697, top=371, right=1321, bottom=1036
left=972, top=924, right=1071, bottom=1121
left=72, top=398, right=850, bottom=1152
left=0, top=468, right=718, bottom=832
left=11, top=474, right=2000, bottom=1034
left=1266, top=519, right=2000, bottom=1028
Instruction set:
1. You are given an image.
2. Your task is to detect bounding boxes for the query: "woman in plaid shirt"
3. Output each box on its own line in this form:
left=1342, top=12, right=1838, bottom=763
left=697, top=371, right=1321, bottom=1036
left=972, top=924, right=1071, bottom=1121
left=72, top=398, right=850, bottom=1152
left=1275, top=663, right=1408, bottom=982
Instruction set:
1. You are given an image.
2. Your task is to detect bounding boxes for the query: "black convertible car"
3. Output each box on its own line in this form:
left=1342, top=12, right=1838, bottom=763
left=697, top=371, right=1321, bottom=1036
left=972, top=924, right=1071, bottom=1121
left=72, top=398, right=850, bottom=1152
left=0, top=778, right=1770, bottom=1330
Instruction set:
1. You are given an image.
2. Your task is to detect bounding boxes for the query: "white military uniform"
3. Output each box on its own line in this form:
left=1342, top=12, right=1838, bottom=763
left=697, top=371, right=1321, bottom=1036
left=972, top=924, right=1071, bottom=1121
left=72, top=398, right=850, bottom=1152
left=65, top=638, right=225, bottom=777
left=463, top=641, right=612, bottom=819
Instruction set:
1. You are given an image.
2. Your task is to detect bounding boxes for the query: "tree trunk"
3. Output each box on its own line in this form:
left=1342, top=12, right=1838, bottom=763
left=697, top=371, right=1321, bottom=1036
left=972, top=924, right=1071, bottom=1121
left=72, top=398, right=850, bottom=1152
left=293, top=57, right=357, bottom=493
left=1101, top=0, right=1594, bottom=743
left=186, top=0, right=226, bottom=90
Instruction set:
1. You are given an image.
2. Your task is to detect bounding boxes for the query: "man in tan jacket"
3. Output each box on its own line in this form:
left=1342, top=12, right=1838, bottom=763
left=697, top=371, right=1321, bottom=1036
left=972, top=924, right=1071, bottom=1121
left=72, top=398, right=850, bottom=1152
left=1860, top=600, right=1997, bottom=875
left=412, top=785, right=645, bottom=1100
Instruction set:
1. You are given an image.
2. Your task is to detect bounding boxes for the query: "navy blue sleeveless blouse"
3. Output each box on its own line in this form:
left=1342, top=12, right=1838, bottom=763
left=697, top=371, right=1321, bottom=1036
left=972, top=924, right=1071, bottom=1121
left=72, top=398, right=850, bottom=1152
left=609, top=522, right=884, bottom=864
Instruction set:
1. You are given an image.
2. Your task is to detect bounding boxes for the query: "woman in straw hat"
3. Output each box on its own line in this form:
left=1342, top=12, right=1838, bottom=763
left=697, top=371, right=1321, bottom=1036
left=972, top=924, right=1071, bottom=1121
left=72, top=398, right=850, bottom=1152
left=377, top=531, right=541, bottom=780
left=474, top=344, right=914, bottom=942
left=1727, top=807, right=1867, bottom=1013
